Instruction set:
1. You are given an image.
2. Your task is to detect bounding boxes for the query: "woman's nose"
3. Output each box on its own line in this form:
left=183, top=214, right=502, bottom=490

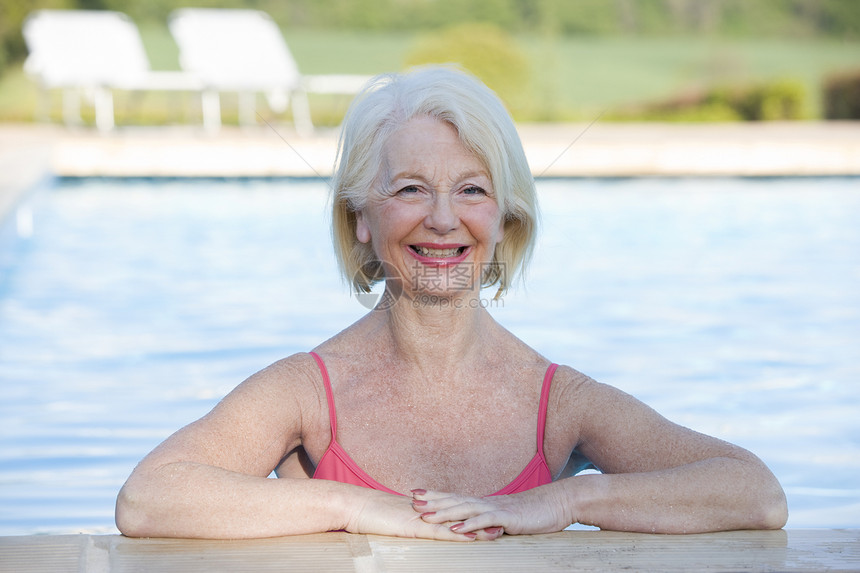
left=423, top=193, right=459, bottom=234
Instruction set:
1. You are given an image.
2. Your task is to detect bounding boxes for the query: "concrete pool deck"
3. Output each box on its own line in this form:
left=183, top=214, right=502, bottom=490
left=1, top=120, right=859, bottom=224
left=1, top=529, right=859, bottom=572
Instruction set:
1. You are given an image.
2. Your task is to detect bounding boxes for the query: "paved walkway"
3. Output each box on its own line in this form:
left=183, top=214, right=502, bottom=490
left=2, top=121, right=859, bottom=222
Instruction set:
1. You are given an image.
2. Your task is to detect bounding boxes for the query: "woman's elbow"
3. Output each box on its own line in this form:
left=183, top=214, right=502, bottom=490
left=727, top=453, right=788, bottom=530
left=759, top=488, right=789, bottom=530
left=115, top=482, right=156, bottom=538
left=748, top=477, right=788, bottom=530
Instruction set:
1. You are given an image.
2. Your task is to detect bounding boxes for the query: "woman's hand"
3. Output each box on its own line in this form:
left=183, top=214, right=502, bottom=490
left=343, top=488, right=485, bottom=541
left=410, top=487, right=571, bottom=538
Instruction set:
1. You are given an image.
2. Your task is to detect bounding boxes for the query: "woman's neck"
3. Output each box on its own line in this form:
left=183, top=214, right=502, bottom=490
left=379, top=289, right=497, bottom=375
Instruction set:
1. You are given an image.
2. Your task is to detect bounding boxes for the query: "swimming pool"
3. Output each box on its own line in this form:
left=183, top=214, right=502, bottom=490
left=1, top=176, right=858, bottom=534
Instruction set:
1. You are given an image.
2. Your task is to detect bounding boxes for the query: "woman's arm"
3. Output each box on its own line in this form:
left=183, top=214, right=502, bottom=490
left=115, top=355, right=474, bottom=540
left=116, top=356, right=339, bottom=538
left=414, top=375, right=787, bottom=535
left=558, top=380, right=788, bottom=533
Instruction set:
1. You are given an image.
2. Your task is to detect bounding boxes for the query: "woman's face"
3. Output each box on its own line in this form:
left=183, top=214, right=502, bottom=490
left=356, top=116, right=505, bottom=299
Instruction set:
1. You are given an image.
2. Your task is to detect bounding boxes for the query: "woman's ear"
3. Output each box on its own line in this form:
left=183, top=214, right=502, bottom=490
left=356, top=211, right=371, bottom=244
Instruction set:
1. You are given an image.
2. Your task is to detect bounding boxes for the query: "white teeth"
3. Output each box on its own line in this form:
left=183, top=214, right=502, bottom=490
left=417, top=246, right=461, bottom=257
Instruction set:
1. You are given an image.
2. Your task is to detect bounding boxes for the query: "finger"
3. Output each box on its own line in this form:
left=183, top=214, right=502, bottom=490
left=448, top=512, right=510, bottom=536
left=416, top=513, right=504, bottom=540
left=451, top=522, right=505, bottom=541
left=411, top=494, right=469, bottom=513
left=410, top=489, right=471, bottom=504
left=419, top=499, right=494, bottom=523
left=417, top=521, right=479, bottom=542
left=411, top=490, right=488, bottom=512
left=475, top=526, right=505, bottom=541
left=418, top=513, right=464, bottom=530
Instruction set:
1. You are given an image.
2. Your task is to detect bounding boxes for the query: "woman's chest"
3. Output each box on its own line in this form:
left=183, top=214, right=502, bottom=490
left=302, top=380, right=564, bottom=496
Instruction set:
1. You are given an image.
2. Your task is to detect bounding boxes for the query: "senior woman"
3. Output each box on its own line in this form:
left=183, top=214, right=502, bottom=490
left=116, top=66, right=787, bottom=540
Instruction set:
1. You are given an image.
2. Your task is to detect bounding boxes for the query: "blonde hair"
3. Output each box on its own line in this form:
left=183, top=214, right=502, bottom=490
left=331, top=65, right=537, bottom=296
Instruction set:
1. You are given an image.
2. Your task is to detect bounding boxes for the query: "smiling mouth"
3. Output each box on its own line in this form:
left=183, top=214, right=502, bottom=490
left=410, top=245, right=467, bottom=258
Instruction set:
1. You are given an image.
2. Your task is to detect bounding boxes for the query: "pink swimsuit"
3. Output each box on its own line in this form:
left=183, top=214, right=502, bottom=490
left=309, top=351, right=556, bottom=496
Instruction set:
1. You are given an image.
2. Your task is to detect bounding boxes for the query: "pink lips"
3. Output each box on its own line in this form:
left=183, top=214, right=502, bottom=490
left=407, top=243, right=471, bottom=266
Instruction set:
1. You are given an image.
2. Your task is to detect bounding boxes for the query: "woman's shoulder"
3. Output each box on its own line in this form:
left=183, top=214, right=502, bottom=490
left=228, top=353, right=332, bottom=432
left=550, top=363, right=598, bottom=389
left=493, top=328, right=589, bottom=381
left=239, top=352, right=327, bottom=400
left=485, top=326, right=590, bottom=386
left=535, top=359, right=606, bottom=422
left=545, top=362, right=661, bottom=429
left=258, top=351, right=323, bottom=376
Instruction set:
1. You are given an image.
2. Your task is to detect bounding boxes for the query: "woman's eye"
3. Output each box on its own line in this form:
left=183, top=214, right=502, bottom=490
left=398, top=185, right=420, bottom=194
left=463, top=186, right=487, bottom=195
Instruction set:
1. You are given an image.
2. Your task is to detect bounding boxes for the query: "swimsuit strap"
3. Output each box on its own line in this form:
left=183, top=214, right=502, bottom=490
left=537, top=363, right=559, bottom=453
left=309, top=351, right=337, bottom=439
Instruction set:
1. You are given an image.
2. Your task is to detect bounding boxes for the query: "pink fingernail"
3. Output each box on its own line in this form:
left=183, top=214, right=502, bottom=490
left=464, top=532, right=477, bottom=539
left=484, top=527, right=502, bottom=535
left=449, top=523, right=465, bottom=532
left=410, top=489, right=427, bottom=496
left=412, top=499, right=427, bottom=506
left=420, top=512, right=435, bottom=518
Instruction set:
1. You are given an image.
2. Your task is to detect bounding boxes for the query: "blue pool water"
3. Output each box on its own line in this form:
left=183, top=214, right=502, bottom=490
left=1, top=176, right=858, bottom=535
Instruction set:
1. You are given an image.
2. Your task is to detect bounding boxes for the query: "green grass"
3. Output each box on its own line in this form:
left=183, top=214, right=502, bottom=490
left=521, top=35, right=860, bottom=120
left=2, top=27, right=858, bottom=125
left=0, top=66, right=36, bottom=122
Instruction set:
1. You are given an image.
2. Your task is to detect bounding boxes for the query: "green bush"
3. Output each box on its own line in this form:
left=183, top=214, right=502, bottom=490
left=1, top=0, right=75, bottom=79
left=403, top=22, right=531, bottom=118
left=700, top=80, right=807, bottom=120
left=823, top=69, right=860, bottom=119
left=619, top=78, right=808, bottom=122
left=734, top=79, right=807, bottom=120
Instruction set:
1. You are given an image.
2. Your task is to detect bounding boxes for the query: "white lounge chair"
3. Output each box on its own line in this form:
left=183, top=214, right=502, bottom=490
left=168, top=8, right=372, bottom=134
left=23, top=9, right=201, bottom=132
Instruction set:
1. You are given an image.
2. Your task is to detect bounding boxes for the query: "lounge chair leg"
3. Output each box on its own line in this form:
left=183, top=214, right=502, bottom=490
left=202, top=90, right=221, bottom=134
left=239, top=92, right=256, bottom=127
left=291, top=88, right=313, bottom=137
left=35, top=86, right=50, bottom=123
left=62, top=88, right=83, bottom=127
left=94, top=87, right=115, bottom=132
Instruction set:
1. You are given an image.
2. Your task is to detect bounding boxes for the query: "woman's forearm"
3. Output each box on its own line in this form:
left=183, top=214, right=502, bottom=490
left=116, top=461, right=356, bottom=539
left=564, top=456, right=788, bottom=534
